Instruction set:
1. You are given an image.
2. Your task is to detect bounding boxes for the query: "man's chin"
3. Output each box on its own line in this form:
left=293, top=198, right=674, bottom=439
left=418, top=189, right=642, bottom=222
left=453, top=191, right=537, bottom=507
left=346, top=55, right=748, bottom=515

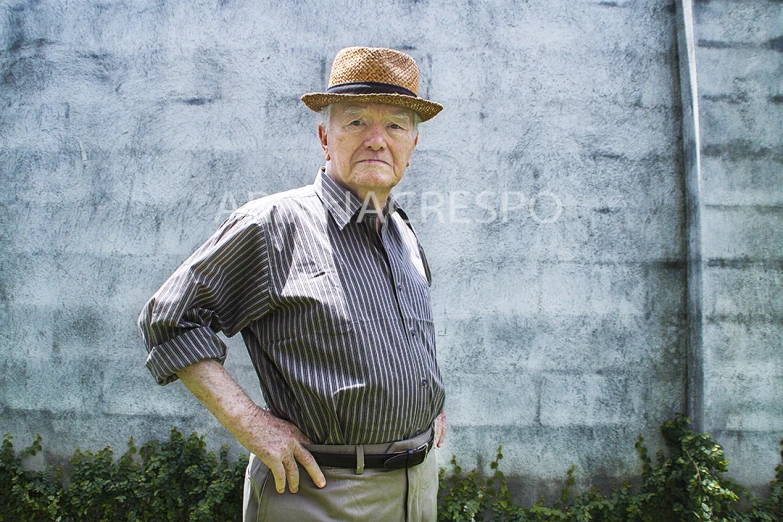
left=351, top=173, right=399, bottom=193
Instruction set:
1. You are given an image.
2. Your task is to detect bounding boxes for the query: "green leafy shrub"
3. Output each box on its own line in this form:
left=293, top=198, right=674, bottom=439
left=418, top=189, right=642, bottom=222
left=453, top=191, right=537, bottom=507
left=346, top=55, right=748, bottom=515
left=0, top=434, right=62, bottom=521
left=437, top=415, right=783, bottom=522
left=0, top=429, right=247, bottom=522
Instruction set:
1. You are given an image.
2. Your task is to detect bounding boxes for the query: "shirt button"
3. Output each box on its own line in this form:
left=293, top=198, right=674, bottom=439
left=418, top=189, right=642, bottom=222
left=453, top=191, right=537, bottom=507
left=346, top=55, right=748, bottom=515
left=397, top=283, right=403, bottom=290
left=421, top=378, right=428, bottom=387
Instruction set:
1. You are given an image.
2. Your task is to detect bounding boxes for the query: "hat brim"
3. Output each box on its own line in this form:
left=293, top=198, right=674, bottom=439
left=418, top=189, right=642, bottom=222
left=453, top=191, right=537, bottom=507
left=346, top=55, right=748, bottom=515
left=301, top=92, right=443, bottom=122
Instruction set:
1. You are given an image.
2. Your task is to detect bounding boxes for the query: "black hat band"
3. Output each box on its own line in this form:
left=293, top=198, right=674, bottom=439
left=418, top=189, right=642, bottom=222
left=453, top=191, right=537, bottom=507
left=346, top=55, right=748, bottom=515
left=326, top=82, right=417, bottom=97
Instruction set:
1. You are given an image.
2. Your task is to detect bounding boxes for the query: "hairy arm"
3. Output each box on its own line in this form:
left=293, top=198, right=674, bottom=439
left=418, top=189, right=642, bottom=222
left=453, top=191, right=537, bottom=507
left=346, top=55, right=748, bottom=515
left=177, top=359, right=325, bottom=493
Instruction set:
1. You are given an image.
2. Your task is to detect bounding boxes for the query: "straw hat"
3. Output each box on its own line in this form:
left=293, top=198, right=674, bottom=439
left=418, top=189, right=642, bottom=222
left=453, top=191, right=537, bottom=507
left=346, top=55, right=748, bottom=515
left=301, top=46, right=443, bottom=122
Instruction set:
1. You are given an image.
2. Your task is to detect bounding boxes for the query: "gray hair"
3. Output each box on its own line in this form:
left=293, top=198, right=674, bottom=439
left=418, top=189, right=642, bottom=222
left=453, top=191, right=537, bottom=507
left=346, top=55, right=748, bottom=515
left=320, top=104, right=334, bottom=127
left=320, top=104, right=421, bottom=130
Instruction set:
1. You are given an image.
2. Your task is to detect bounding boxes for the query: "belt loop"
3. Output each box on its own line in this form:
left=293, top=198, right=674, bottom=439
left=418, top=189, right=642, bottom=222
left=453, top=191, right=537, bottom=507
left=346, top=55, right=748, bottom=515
left=355, top=445, right=365, bottom=475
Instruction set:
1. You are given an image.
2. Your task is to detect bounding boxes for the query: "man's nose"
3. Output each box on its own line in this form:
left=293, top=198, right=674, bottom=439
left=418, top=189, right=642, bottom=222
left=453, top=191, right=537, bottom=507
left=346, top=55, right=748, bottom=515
left=365, top=123, right=386, bottom=150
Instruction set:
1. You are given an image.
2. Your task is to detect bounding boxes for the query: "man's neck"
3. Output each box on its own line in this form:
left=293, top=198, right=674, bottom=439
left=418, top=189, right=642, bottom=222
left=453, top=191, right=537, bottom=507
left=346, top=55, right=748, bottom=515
left=356, top=188, right=389, bottom=216
left=324, top=170, right=390, bottom=215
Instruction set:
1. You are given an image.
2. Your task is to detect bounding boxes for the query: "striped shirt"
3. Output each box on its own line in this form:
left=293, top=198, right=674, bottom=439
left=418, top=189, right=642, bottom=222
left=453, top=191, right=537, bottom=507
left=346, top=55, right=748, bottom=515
left=138, top=169, right=445, bottom=445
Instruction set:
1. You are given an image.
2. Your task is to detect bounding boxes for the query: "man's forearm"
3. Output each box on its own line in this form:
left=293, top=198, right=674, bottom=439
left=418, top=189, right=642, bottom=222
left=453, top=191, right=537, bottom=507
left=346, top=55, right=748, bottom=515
left=177, top=359, right=266, bottom=444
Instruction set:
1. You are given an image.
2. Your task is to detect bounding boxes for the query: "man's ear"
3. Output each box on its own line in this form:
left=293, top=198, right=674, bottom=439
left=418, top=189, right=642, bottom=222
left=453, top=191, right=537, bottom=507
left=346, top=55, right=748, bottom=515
left=318, top=124, right=330, bottom=160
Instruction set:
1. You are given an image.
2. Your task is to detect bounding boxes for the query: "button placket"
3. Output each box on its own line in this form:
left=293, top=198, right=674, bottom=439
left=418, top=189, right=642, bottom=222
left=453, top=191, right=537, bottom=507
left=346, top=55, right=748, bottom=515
left=382, top=223, right=422, bottom=360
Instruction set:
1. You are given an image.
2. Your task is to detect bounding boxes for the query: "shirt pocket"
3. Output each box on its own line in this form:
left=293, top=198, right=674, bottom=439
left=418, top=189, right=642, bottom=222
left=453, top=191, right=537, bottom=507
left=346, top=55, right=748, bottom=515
left=278, top=268, right=355, bottom=336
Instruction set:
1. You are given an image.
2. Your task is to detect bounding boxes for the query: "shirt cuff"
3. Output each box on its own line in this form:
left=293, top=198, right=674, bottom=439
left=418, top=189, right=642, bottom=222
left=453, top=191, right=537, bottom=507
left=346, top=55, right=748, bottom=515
left=145, top=326, right=228, bottom=385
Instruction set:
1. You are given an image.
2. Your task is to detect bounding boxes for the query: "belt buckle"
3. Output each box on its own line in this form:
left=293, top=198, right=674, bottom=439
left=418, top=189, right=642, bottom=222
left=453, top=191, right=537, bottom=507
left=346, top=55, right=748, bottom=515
left=415, top=440, right=430, bottom=459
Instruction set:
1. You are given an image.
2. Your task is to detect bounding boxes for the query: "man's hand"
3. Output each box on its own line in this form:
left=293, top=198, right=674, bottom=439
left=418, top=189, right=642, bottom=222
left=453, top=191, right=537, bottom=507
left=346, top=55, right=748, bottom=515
left=434, top=410, right=447, bottom=448
left=177, top=360, right=325, bottom=494
left=243, top=406, right=326, bottom=494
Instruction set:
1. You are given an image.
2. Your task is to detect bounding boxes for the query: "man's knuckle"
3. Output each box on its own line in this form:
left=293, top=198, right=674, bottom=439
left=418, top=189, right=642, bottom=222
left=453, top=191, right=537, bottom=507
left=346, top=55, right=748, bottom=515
left=300, top=452, right=315, bottom=465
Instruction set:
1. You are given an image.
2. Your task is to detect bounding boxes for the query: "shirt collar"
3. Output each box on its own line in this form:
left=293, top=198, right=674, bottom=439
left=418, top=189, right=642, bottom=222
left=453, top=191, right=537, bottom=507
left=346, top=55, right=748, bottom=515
left=314, top=167, right=403, bottom=230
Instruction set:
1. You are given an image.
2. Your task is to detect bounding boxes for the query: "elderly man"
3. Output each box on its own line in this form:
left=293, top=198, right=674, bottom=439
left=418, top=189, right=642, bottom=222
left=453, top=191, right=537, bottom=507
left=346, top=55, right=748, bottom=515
left=138, top=46, right=446, bottom=521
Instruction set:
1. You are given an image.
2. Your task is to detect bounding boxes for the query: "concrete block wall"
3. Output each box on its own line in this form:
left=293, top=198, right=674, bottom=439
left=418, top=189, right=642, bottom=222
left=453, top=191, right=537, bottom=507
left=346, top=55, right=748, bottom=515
left=690, top=0, right=783, bottom=489
left=0, top=0, right=779, bottom=503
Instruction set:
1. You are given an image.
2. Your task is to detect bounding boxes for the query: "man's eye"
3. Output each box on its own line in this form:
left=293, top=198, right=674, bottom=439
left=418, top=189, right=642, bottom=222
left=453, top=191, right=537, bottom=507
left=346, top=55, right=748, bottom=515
left=349, top=120, right=363, bottom=126
left=389, top=123, right=404, bottom=130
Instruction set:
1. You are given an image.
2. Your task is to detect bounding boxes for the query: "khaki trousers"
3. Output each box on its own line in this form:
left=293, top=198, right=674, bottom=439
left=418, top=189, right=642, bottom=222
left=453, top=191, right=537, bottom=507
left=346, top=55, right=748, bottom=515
left=242, top=450, right=438, bottom=521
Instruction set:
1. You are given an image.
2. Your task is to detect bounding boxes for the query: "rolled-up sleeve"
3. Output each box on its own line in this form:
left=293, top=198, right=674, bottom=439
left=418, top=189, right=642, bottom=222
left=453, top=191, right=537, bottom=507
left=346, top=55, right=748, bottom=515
left=138, top=212, right=270, bottom=385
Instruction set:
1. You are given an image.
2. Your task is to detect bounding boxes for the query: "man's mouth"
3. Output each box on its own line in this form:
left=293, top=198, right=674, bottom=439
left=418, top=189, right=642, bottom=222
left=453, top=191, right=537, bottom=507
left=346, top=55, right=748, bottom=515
left=359, top=159, right=389, bottom=165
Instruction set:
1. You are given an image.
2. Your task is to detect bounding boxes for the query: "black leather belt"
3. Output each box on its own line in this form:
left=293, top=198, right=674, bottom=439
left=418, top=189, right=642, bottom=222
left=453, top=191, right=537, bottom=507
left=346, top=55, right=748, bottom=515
left=306, top=430, right=433, bottom=474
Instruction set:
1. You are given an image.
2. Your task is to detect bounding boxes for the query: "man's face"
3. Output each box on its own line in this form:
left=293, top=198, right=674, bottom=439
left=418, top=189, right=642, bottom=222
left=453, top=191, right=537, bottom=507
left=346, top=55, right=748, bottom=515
left=319, top=102, right=418, bottom=200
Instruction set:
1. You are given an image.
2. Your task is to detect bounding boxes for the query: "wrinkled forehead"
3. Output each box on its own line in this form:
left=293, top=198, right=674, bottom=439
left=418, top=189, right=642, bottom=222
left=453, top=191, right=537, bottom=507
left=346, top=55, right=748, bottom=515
left=330, top=102, right=415, bottom=121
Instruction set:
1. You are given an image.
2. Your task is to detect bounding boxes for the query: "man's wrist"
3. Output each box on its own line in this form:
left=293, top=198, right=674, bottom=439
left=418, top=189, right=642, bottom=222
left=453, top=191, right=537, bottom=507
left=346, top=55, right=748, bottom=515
left=235, top=404, right=270, bottom=439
